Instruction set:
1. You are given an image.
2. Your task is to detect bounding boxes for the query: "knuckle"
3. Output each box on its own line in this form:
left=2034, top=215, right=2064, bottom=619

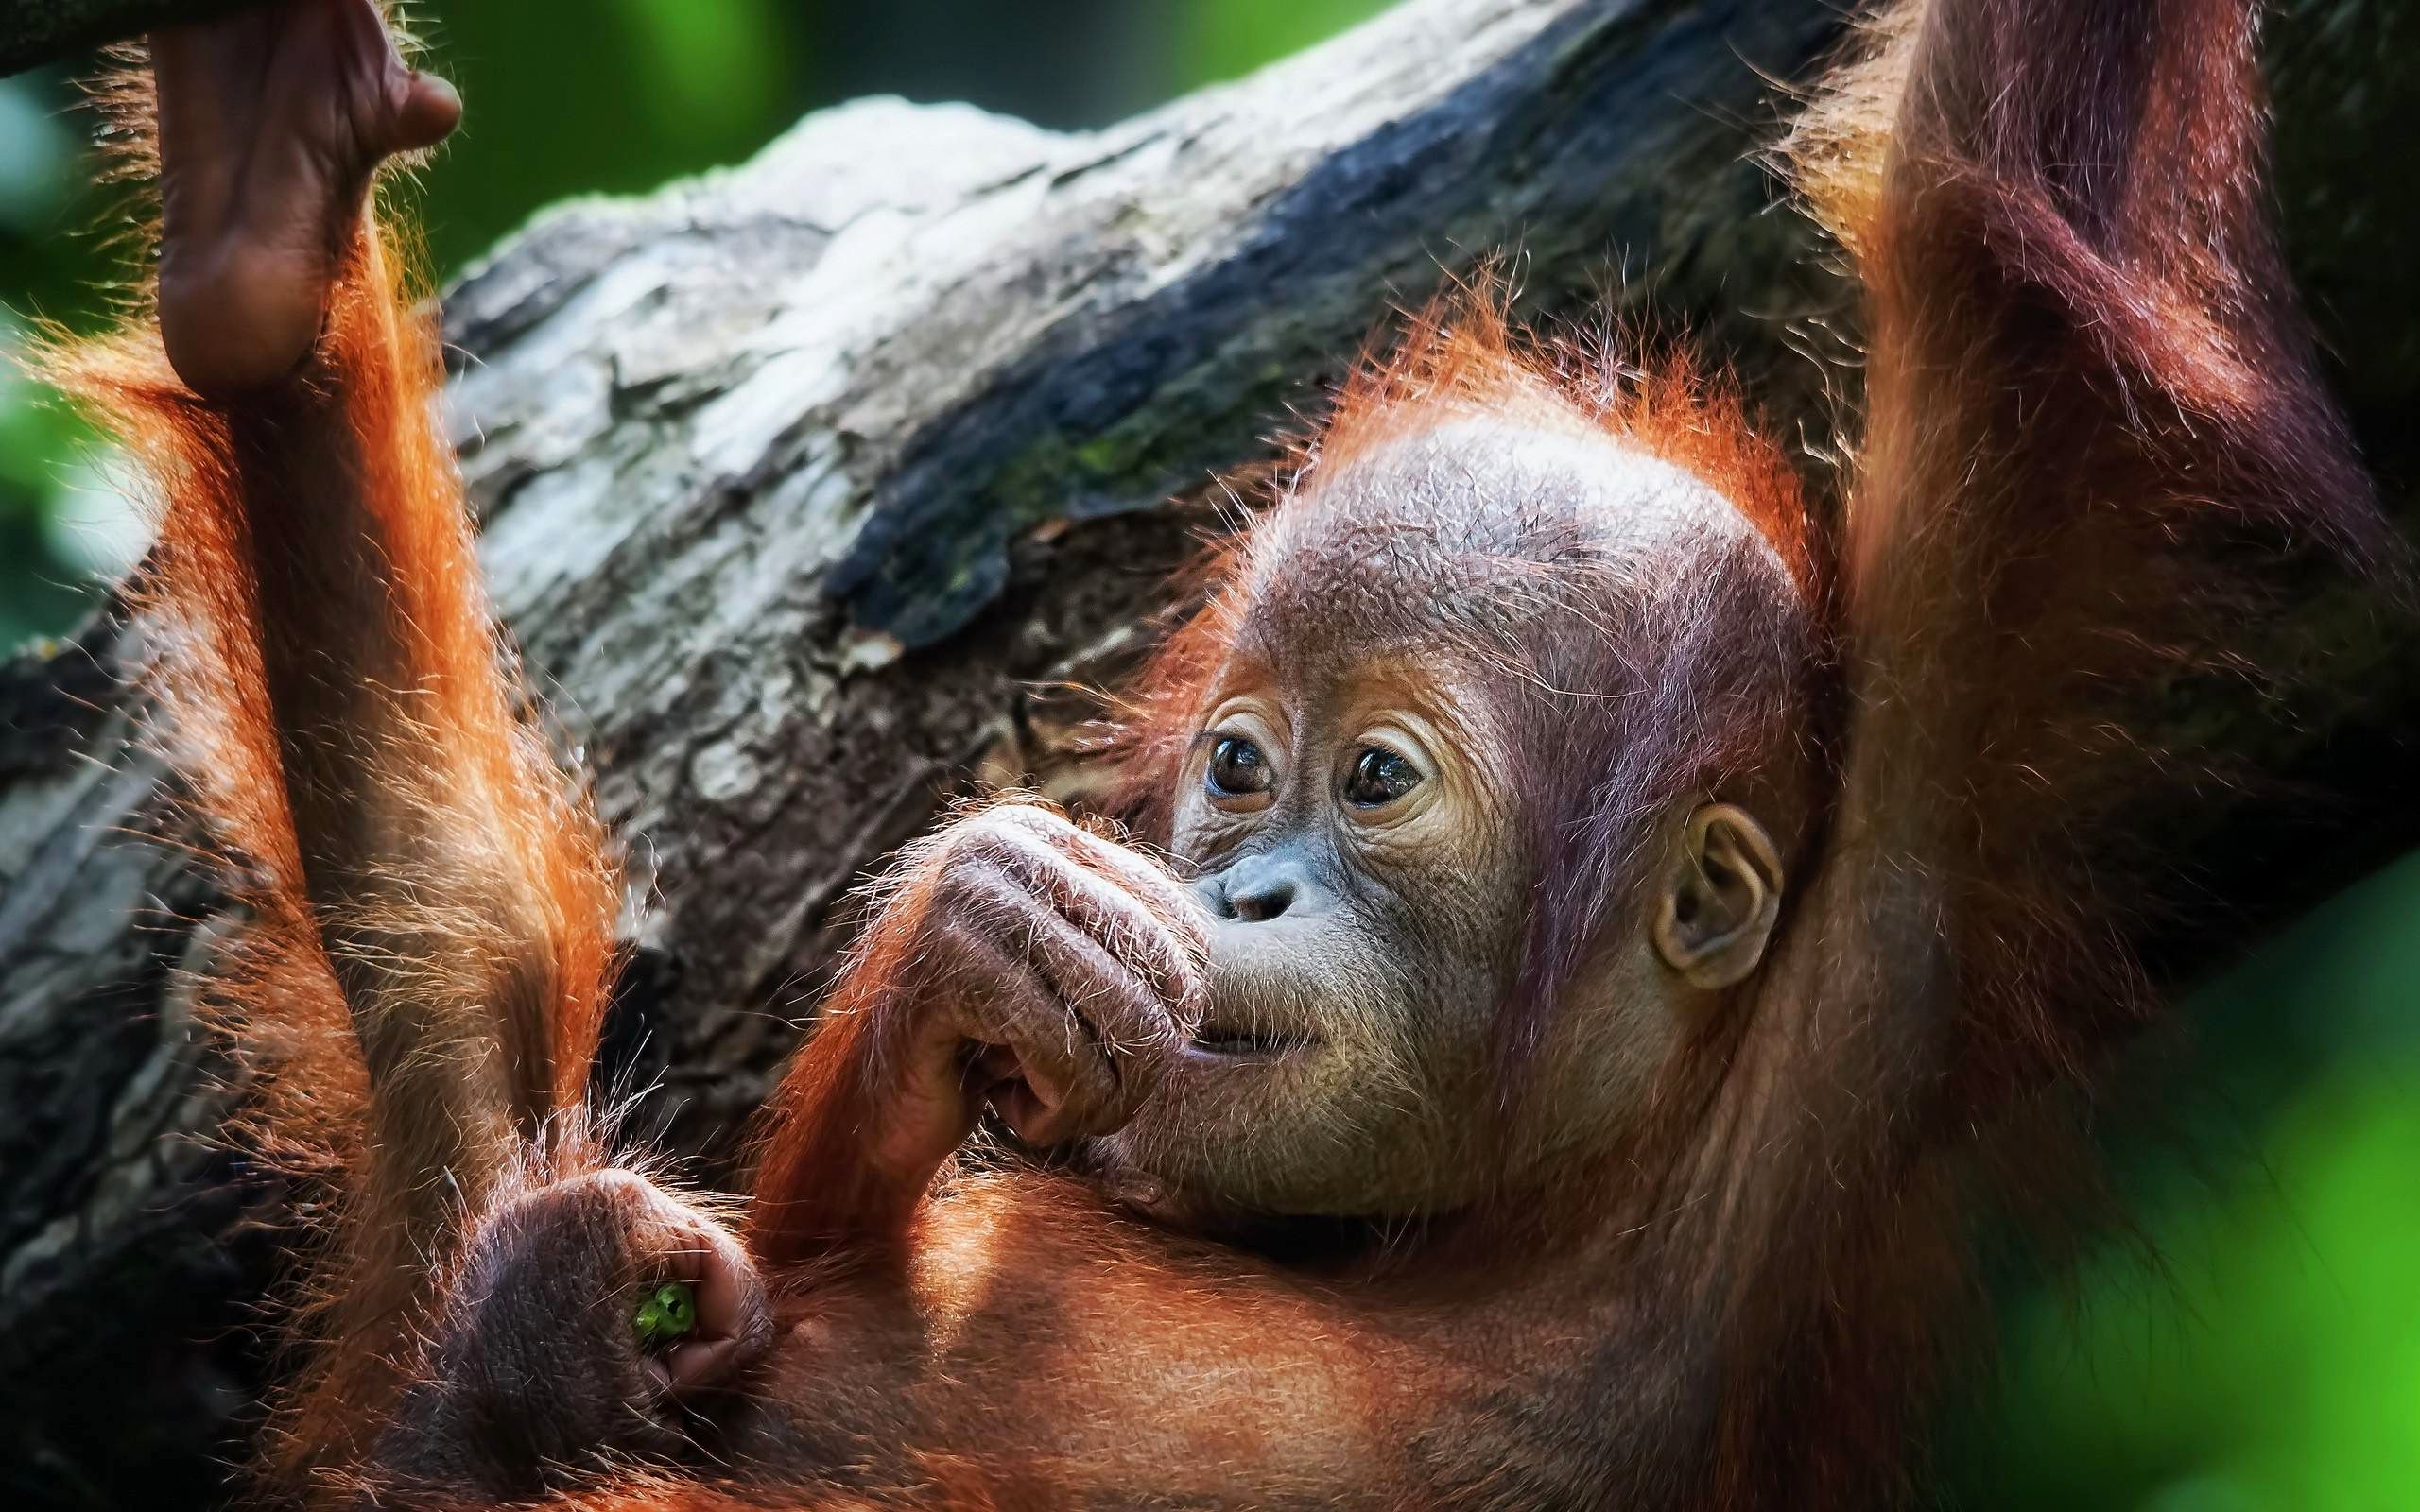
left=570, top=1167, right=655, bottom=1202
left=925, top=854, right=989, bottom=915
left=979, top=813, right=1075, bottom=882
left=935, top=825, right=1042, bottom=898
left=520, top=1168, right=649, bottom=1229
left=471, top=1172, right=666, bottom=1292
left=958, top=802, right=1059, bottom=855
left=984, top=802, right=1068, bottom=841
left=925, top=868, right=1030, bottom=950
left=925, top=823, right=989, bottom=881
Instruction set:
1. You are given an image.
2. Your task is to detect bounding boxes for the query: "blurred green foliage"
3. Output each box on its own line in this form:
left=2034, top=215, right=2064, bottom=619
left=1176, top=0, right=1405, bottom=87
left=1, top=7, right=2415, bottom=1506
left=0, top=62, right=114, bottom=651
left=1951, top=850, right=2420, bottom=1512
left=1980, top=1073, right=2420, bottom=1510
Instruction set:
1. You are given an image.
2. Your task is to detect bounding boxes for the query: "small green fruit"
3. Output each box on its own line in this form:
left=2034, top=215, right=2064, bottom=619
left=632, top=1280, right=699, bottom=1348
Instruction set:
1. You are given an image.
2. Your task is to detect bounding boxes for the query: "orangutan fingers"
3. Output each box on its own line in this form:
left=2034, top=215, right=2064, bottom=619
left=608, top=1179, right=773, bottom=1396
left=462, top=1170, right=770, bottom=1404
left=938, top=804, right=1207, bottom=1024
left=923, top=899, right=1128, bottom=1143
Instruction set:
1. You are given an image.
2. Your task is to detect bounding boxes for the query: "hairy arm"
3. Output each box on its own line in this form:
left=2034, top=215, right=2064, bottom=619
left=1690, top=0, right=2394, bottom=1502
left=129, top=0, right=620, bottom=1265
left=44, top=0, right=632, bottom=1486
left=1802, top=0, right=2386, bottom=1043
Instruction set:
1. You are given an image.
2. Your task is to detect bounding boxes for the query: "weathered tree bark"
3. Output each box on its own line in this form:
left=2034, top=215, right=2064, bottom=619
left=1, top=0, right=2413, bottom=1507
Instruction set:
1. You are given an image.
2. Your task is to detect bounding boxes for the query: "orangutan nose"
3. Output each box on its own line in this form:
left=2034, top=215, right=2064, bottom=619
left=1203, top=852, right=1311, bottom=923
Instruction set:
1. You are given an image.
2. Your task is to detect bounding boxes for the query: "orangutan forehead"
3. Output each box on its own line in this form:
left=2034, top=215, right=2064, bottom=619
left=1335, top=418, right=1765, bottom=545
left=1233, top=417, right=1788, bottom=658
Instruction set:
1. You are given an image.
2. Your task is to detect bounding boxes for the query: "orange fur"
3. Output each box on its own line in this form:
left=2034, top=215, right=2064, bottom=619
left=1690, top=0, right=2397, bottom=1500
left=37, top=52, right=621, bottom=1494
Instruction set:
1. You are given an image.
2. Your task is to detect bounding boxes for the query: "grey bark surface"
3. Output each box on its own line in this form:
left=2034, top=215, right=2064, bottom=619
left=0, top=0, right=2413, bottom=1507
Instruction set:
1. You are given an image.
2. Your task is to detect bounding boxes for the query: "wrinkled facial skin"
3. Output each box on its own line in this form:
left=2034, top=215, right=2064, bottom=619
left=1096, top=419, right=1778, bottom=1219
left=1096, top=652, right=1532, bottom=1218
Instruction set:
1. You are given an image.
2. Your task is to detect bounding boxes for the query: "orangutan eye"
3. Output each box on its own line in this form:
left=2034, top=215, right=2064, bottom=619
left=1205, top=735, right=1273, bottom=799
left=1342, top=746, right=1422, bottom=808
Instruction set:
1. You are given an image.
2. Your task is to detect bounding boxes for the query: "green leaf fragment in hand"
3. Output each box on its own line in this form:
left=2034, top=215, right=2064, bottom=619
left=633, top=1280, right=698, bottom=1348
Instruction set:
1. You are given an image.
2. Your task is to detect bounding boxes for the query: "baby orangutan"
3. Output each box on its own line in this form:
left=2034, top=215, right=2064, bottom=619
left=369, top=327, right=1824, bottom=1506
left=44, top=0, right=2389, bottom=1505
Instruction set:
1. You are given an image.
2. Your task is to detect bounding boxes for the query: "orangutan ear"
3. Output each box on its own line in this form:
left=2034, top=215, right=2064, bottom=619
left=1651, top=803, right=1785, bottom=990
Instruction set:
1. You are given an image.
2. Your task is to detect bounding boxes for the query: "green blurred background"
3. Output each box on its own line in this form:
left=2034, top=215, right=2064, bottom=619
left=2, top=5, right=2413, bottom=1506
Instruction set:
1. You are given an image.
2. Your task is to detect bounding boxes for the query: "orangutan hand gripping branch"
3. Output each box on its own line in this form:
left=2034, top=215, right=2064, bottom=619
left=42, top=0, right=2392, bottom=1506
